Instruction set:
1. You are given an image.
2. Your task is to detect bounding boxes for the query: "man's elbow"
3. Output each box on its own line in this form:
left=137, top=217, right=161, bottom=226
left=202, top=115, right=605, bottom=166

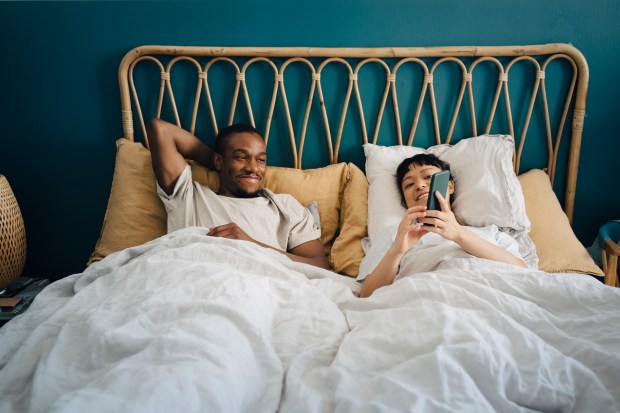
left=147, top=118, right=170, bottom=145
left=316, top=255, right=330, bottom=270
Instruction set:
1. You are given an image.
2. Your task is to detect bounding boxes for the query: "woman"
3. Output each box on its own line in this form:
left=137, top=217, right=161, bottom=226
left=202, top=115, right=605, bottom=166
left=359, top=154, right=526, bottom=298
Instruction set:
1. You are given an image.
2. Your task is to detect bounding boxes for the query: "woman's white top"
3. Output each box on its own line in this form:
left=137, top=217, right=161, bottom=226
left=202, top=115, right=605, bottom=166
left=356, top=224, right=523, bottom=282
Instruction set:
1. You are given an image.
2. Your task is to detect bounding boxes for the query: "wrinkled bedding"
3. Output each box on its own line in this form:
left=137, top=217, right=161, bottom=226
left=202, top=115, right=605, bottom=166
left=1, top=227, right=619, bottom=413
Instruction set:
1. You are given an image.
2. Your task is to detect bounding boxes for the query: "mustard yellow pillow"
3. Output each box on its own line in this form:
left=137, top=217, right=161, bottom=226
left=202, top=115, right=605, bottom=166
left=89, top=139, right=365, bottom=277
left=262, top=163, right=347, bottom=259
left=88, top=139, right=167, bottom=265
left=518, top=169, right=603, bottom=275
left=330, top=163, right=368, bottom=276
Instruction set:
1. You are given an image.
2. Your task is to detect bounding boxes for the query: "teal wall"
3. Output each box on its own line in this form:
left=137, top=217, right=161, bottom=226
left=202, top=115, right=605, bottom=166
left=1, top=0, right=619, bottom=280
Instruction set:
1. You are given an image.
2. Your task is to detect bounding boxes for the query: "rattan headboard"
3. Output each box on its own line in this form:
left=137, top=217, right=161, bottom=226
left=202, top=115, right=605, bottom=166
left=118, top=44, right=588, bottom=222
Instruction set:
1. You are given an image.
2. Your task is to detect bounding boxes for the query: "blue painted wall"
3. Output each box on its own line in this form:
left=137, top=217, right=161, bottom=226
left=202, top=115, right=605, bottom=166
left=1, top=0, right=619, bottom=279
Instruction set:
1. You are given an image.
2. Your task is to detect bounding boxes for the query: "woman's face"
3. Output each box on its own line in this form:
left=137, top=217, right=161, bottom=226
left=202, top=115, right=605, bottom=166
left=401, top=163, right=454, bottom=209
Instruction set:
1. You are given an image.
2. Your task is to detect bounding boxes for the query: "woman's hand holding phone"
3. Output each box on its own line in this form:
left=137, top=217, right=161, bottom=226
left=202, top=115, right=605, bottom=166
left=421, top=191, right=463, bottom=242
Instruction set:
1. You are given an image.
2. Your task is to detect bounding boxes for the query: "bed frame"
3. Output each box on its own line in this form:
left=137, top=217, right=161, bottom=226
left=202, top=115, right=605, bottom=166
left=118, top=44, right=588, bottom=223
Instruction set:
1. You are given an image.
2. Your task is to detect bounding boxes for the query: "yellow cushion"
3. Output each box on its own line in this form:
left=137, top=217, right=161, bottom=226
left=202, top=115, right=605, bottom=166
left=89, top=139, right=366, bottom=276
left=88, top=139, right=167, bottom=265
left=518, top=169, right=603, bottom=275
left=263, top=163, right=347, bottom=261
left=331, top=163, right=367, bottom=276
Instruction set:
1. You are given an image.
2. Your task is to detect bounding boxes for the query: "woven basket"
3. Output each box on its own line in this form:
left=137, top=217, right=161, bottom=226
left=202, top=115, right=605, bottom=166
left=0, top=175, right=26, bottom=288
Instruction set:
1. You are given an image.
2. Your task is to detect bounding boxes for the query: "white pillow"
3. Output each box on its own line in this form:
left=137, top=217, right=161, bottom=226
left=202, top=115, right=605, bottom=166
left=364, top=135, right=538, bottom=268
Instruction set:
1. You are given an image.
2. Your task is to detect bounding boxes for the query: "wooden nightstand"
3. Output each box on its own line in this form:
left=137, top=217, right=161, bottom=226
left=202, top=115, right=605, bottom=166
left=0, top=277, right=50, bottom=326
left=600, top=221, right=620, bottom=287
left=603, top=241, right=620, bottom=287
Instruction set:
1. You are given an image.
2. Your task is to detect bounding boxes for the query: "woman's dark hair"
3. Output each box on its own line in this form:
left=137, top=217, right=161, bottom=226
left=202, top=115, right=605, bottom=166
left=396, top=153, right=453, bottom=208
left=215, top=123, right=263, bottom=154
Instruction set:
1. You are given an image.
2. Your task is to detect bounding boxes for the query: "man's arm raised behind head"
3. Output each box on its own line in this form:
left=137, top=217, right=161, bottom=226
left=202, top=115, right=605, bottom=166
left=147, top=118, right=215, bottom=195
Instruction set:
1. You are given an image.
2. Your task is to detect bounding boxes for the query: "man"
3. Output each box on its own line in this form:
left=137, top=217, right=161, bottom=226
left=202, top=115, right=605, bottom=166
left=148, top=118, right=329, bottom=269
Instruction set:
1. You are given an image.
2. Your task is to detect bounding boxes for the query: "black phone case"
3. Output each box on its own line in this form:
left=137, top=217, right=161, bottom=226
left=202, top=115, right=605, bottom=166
left=426, top=170, right=451, bottom=211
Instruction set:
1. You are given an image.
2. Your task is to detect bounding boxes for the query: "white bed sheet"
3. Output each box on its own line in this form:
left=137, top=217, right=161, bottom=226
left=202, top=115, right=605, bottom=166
left=0, top=227, right=618, bottom=413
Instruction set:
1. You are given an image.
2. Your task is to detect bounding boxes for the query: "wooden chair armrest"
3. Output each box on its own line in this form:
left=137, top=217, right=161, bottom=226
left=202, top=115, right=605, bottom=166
left=602, top=239, right=620, bottom=287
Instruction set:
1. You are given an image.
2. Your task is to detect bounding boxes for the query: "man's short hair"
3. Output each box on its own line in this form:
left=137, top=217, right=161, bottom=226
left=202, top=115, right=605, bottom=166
left=214, top=123, right=263, bottom=154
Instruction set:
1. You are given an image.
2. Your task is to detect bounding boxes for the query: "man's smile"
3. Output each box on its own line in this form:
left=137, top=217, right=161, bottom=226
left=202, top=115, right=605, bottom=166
left=236, top=174, right=262, bottom=183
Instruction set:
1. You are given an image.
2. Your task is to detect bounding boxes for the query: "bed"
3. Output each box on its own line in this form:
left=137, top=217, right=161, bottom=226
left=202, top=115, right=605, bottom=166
left=1, top=44, right=619, bottom=413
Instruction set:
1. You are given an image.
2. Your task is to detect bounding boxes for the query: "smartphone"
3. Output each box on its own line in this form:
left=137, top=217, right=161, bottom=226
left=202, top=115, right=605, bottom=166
left=426, top=170, right=451, bottom=211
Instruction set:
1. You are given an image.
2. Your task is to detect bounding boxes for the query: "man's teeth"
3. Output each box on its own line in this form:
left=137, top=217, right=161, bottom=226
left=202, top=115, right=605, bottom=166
left=417, top=193, right=428, bottom=201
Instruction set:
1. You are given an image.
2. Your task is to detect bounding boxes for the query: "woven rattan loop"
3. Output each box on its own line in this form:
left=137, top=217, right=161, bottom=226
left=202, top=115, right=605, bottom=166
left=424, top=74, right=433, bottom=84
left=349, top=73, right=358, bottom=81
left=573, top=109, right=585, bottom=130
left=499, top=73, right=508, bottom=82
left=537, top=70, right=546, bottom=79
left=463, top=73, right=472, bottom=82
left=236, top=72, right=245, bottom=81
left=312, top=73, right=321, bottom=81
left=121, top=110, right=134, bottom=134
left=161, top=72, right=170, bottom=81
left=387, top=74, right=396, bottom=82
left=197, top=72, right=206, bottom=79
left=275, top=74, right=283, bottom=82
left=0, top=175, right=27, bottom=288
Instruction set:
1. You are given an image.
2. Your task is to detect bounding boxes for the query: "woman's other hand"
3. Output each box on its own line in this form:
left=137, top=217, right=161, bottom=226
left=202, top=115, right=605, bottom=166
left=392, top=205, right=429, bottom=254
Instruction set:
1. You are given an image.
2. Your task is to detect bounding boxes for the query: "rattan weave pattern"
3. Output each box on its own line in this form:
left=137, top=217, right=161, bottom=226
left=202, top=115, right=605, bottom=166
left=0, top=175, right=26, bottom=288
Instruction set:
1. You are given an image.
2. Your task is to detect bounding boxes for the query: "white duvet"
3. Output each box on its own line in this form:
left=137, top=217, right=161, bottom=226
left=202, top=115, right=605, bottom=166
left=1, top=227, right=619, bottom=413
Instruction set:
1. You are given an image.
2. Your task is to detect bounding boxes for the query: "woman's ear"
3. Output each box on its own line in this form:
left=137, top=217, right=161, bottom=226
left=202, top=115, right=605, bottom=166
left=448, top=179, right=455, bottom=195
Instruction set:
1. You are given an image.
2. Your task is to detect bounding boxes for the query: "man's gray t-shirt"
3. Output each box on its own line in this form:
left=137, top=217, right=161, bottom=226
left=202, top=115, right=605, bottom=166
left=157, top=165, right=320, bottom=251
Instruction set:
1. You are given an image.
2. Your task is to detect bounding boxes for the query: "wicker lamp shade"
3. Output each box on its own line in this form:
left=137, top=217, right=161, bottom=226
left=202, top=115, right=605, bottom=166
left=0, top=175, right=26, bottom=288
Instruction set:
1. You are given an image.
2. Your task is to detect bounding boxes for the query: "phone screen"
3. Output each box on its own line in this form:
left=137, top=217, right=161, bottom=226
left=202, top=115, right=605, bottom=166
left=426, top=170, right=451, bottom=211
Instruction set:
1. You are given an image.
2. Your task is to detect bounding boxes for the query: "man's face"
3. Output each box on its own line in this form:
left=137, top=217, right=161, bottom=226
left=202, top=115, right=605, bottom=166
left=214, top=132, right=267, bottom=198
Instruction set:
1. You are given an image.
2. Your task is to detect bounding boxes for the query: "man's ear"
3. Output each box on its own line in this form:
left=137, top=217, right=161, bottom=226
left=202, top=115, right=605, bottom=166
left=212, top=153, right=222, bottom=172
